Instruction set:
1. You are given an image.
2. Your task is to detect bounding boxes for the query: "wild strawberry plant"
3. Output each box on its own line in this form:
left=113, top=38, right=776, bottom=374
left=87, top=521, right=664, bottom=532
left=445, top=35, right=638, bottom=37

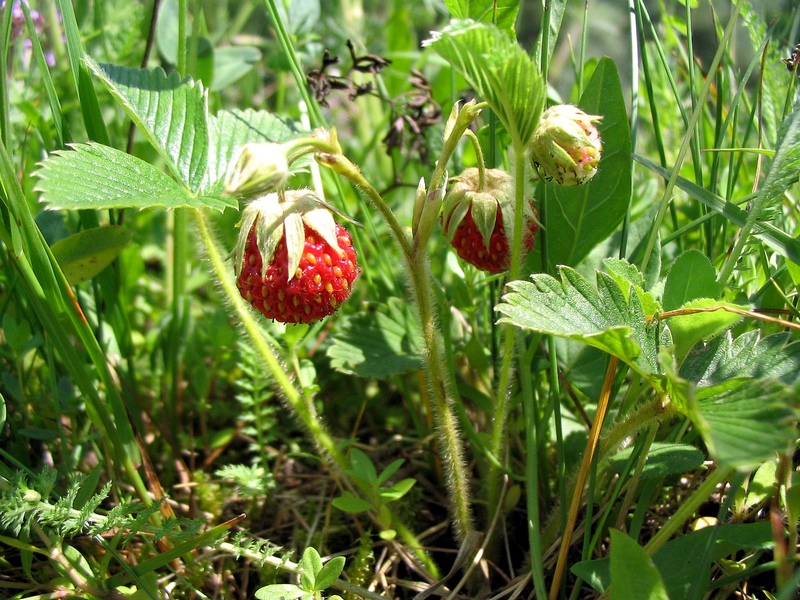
left=1, top=0, right=800, bottom=598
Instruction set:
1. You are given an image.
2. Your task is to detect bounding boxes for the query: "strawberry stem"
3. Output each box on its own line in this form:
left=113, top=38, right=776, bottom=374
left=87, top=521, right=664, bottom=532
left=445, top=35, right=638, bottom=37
left=464, top=129, right=486, bottom=191
left=194, top=209, right=347, bottom=471
left=317, top=146, right=476, bottom=542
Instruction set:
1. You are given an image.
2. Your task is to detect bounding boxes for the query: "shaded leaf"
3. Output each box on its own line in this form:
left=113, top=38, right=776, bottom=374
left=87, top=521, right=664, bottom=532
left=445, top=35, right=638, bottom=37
left=87, top=59, right=209, bottom=191
left=212, top=46, right=263, bottom=91
left=34, top=143, right=234, bottom=211
left=326, top=299, right=423, bottom=378
left=534, top=58, right=632, bottom=271
left=693, top=378, right=796, bottom=469
left=609, top=530, right=669, bottom=600
left=607, top=443, right=704, bottom=480
left=575, top=522, right=773, bottom=595
left=50, top=225, right=132, bottom=285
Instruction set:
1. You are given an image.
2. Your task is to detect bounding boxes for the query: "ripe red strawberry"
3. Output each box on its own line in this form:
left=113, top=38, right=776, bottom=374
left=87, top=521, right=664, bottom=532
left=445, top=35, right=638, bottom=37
left=234, top=191, right=358, bottom=324
left=450, top=202, right=538, bottom=274
left=442, top=168, right=538, bottom=274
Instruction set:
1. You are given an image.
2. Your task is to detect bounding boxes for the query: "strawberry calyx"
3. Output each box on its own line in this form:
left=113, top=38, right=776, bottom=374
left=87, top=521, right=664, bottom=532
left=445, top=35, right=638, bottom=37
left=442, top=168, right=515, bottom=248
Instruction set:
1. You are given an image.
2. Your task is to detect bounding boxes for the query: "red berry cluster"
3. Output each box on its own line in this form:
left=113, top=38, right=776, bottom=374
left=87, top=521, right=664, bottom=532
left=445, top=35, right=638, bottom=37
left=237, top=222, right=358, bottom=324
left=451, top=203, right=538, bottom=274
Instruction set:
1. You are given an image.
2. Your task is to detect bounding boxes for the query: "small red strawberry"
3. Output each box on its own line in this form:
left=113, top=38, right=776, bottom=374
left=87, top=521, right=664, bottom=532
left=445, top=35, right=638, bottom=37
left=234, top=190, right=359, bottom=324
left=442, top=168, right=538, bottom=274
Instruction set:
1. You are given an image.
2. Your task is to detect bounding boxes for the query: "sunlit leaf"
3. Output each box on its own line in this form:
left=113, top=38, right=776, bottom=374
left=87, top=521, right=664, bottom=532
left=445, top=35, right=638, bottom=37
left=664, top=299, right=747, bottom=360
left=663, top=250, right=720, bottom=311
left=444, top=0, right=519, bottom=36
left=497, top=265, right=662, bottom=379
left=87, top=59, right=209, bottom=191
left=34, top=143, right=234, bottom=211
left=203, top=108, right=301, bottom=192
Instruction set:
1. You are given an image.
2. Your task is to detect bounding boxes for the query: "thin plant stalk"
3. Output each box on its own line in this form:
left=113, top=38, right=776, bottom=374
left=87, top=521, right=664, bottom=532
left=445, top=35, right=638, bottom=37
left=316, top=146, right=475, bottom=541
left=640, top=0, right=745, bottom=274
left=549, top=356, right=619, bottom=600
left=196, top=206, right=440, bottom=576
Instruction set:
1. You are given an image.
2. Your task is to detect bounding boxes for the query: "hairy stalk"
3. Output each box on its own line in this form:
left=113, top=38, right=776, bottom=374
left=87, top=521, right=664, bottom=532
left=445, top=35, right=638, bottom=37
left=193, top=210, right=346, bottom=471
left=196, top=208, right=437, bottom=571
left=318, top=150, right=475, bottom=540
left=486, top=138, right=528, bottom=525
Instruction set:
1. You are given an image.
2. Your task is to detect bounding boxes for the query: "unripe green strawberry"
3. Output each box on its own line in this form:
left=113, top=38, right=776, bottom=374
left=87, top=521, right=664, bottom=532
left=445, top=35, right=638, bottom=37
left=529, top=104, right=602, bottom=186
left=233, top=191, right=358, bottom=324
left=442, top=168, right=538, bottom=274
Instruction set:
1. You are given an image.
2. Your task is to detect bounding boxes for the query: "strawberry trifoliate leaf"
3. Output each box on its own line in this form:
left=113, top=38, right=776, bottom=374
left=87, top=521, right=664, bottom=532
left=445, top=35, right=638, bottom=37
left=693, top=378, right=797, bottom=469
left=497, top=265, right=662, bottom=379
left=86, top=59, right=209, bottom=191
left=425, top=19, right=545, bottom=144
left=680, top=330, right=800, bottom=387
left=34, top=142, right=234, bottom=211
left=326, top=298, right=424, bottom=378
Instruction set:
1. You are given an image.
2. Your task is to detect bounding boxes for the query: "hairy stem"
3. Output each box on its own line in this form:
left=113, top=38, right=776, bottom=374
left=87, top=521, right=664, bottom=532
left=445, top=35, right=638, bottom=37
left=486, top=138, right=528, bottom=525
left=194, top=209, right=347, bottom=472
left=316, top=151, right=475, bottom=541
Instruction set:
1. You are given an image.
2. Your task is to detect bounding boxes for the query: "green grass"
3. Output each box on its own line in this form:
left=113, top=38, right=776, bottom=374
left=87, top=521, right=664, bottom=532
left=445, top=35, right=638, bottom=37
left=1, top=0, right=800, bottom=598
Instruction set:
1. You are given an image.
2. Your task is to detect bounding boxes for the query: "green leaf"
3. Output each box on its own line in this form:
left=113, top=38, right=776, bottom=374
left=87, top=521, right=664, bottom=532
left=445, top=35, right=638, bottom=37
left=634, top=154, right=800, bottom=265
left=86, top=59, right=209, bottom=191
left=425, top=19, right=545, bottom=144
left=681, top=330, right=800, bottom=387
left=331, top=493, right=373, bottom=514
left=535, top=58, right=632, bottom=271
left=379, top=478, right=417, bottom=501
left=299, top=546, right=322, bottom=591
left=653, top=521, right=772, bottom=598
left=326, top=299, right=423, bottom=378
left=254, top=584, right=308, bottom=600
left=50, top=225, right=132, bottom=285
left=574, top=522, right=773, bottom=596
left=211, top=47, right=263, bottom=91
left=34, top=143, right=234, bottom=211
left=693, top=378, right=796, bottom=469
left=754, top=106, right=800, bottom=218
left=313, top=556, right=345, bottom=591
left=607, top=443, right=704, bottom=480
left=377, top=458, right=405, bottom=485
left=663, top=250, right=720, bottom=311
left=347, top=448, right=378, bottom=484
left=203, top=108, right=301, bottom=192
left=665, top=299, right=747, bottom=359
left=444, top=0, right=519, bottom=36
left=609, top=530, right=669, bottom=600
left=497, top=265, right=661, bottom=378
